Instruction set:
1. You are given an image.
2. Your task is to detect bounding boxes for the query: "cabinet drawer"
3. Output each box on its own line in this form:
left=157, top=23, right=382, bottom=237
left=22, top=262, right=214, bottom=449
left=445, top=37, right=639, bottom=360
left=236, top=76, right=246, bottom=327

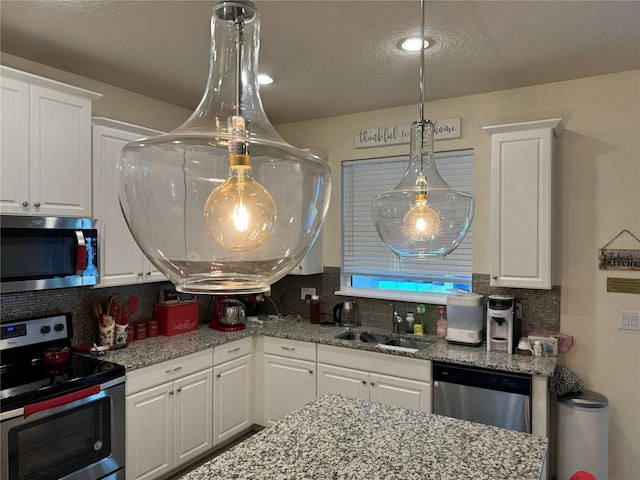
left=126, top=349, right=213, bottom=395
left=263, top=337, right=316, bottom=361
left=213, top=337, right=252, bottom=366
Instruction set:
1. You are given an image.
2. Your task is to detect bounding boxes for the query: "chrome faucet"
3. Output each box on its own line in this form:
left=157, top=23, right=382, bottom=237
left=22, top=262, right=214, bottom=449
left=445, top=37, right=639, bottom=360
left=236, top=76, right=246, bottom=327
left=391, top=304, right=402, bottom=334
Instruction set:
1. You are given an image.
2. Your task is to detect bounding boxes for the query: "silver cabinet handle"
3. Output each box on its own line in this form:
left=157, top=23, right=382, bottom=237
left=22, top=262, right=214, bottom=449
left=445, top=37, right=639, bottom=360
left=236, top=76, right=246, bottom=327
left=22, top=201, right=29, bottom=207
left=165, top=366, right=183, bottom=374
left=34, top=202, right=41, bottom=208
left=228, top=347, right=240, bottom=353
left=281, top=346, right=295, bottom=351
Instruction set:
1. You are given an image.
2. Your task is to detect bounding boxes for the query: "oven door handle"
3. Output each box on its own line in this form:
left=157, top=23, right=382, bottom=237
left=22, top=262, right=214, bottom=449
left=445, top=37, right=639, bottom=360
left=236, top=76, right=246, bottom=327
left=23, top=385, right=101, bottom=419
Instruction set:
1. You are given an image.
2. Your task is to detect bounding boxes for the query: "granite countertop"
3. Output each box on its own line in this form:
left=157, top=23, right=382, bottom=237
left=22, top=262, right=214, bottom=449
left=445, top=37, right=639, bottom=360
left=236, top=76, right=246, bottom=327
left=179, top=393, right=547, bottom=480
left=99, top=318, right=557, bottom=376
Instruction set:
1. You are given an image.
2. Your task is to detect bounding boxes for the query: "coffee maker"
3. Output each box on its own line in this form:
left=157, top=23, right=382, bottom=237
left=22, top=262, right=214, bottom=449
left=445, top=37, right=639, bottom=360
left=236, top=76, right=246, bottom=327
left=486, top=295, right=519, bottom=354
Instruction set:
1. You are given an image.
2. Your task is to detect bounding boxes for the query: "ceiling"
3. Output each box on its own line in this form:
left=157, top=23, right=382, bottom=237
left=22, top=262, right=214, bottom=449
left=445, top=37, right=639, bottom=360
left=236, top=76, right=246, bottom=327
left=1, top=0, right=639, bottom=125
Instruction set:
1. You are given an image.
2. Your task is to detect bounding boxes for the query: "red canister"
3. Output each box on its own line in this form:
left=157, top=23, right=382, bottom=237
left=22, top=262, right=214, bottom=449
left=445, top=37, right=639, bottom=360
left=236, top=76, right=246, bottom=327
left=147, top=319, right=159, bottom=337
left=134, top=321, right=147, bottom=341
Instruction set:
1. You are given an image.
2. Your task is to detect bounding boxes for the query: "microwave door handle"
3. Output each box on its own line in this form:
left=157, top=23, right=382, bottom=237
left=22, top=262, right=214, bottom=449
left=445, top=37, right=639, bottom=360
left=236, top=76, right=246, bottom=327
left=74, top=230, right=87, bottom=274
left=23, top=385, right=101, bottom=419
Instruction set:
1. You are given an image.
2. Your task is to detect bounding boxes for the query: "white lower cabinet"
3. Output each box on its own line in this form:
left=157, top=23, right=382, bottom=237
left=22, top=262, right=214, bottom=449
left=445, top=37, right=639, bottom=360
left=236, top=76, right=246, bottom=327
left=125, top=350, right=213, bottom=480
left=213, top=338, right=253, bottom=446
left=316, top=344, right=432, bottom=414
left=257, top=337, right=317, bottom=426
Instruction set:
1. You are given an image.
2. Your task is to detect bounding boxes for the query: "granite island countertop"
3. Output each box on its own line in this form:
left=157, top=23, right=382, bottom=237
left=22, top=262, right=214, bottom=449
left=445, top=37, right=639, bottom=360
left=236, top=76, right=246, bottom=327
left=179, top=393, right=548, bottom=480
left=98, top=317, right=556, bottom=376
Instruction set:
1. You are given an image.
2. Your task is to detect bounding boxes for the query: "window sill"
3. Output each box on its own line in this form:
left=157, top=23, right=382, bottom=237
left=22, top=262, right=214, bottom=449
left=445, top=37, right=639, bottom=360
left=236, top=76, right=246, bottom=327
left=335, top=287, right=447, bottom=305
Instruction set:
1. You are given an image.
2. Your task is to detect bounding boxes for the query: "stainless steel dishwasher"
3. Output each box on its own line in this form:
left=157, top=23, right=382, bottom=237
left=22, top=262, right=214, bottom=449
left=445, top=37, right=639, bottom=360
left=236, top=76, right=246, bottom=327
left=432, top=362, right=532, bottom=433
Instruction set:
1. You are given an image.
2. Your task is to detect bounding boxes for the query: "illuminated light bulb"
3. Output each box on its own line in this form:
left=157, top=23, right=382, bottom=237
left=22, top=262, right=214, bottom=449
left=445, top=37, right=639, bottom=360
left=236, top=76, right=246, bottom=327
left=204, top=153, right=277, bottom=252
left=403, top=193, right=440, bottom=240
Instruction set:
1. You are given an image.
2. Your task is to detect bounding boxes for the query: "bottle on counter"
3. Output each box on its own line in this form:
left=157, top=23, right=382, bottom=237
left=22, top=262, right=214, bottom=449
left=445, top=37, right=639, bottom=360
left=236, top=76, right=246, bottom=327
left=436, top=306, right=447, bottom=339
left=533, top=340, right=542, bottom=356
left=406, top=312, right=415, bottom=334
left=416, top=304, right=426, bottom=336
left=310, top=295, right=321, bottom=324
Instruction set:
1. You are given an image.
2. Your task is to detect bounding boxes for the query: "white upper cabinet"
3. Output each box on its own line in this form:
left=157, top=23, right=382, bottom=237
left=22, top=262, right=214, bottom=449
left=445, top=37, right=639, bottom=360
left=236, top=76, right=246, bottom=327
left=484, top=118, right=563, bottom=289
left=0, top=66, right=101, bottom=217
left=92, top=117, right=166, bottom=287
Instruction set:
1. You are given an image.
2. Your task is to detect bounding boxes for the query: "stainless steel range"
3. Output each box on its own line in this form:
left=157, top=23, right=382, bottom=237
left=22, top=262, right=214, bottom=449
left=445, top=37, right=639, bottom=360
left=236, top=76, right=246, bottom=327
left=1, top=313, right=125, bottom=480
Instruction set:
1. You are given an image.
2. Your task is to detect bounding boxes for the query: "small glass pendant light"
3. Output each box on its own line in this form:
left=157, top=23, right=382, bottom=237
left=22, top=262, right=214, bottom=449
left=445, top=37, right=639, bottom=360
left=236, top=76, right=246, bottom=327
left=118, top=1, right=331, bottom=294
left=372, top=0, right=474, bottom=258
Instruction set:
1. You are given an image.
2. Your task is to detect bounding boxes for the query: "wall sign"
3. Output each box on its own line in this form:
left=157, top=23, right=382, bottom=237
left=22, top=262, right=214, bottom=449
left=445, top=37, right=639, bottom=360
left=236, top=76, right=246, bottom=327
left=355, top=118, right=461, bottom=149
left=599, top=230, right=640, bottom=270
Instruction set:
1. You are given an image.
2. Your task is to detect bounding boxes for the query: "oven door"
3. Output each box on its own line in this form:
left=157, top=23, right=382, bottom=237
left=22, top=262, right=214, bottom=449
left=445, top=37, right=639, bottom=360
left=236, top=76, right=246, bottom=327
left=1, top=379, right=124, bottom=480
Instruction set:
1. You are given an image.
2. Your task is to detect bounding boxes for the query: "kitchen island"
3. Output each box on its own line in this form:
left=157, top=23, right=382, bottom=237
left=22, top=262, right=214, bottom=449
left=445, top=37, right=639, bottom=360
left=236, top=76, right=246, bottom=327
left=179, top=393, right=547, bottom=480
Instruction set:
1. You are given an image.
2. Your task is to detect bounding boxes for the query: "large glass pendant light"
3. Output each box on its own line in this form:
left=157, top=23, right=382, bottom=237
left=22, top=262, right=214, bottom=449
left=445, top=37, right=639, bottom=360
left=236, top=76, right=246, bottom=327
left=118, top=1, right=331, bottom=294
left=372, top=0, right=474, bottom=258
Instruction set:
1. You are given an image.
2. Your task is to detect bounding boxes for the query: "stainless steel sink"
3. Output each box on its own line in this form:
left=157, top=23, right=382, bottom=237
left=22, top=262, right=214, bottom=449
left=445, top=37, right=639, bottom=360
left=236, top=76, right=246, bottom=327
left=381, top=338, right=431, bottom=350
left=334, top=331, right=431, bottom=350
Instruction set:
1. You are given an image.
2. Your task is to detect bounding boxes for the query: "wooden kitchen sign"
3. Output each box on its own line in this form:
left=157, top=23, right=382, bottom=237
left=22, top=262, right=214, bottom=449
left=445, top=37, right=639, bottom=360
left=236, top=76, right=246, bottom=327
left=355, top=118, right=461, bottom=148
left=599, top=229, right=640, bottom=270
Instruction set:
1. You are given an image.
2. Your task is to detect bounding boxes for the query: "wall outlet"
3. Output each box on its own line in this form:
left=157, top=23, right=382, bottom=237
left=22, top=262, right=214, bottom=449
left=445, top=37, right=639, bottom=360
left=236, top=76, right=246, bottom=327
left=300, top=287, right=316, bottom=300
left=619, top=310, right=640, bottom=332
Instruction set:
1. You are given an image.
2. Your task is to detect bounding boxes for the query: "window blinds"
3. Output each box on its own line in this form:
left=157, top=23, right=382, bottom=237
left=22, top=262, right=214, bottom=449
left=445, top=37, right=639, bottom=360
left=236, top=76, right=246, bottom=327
left=342, top=150, right=474, bottom=282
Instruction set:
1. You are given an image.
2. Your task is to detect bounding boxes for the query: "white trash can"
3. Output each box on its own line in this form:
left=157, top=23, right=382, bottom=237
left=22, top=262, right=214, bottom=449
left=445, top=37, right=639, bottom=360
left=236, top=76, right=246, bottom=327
left=557, top=389, right=608, bottom=480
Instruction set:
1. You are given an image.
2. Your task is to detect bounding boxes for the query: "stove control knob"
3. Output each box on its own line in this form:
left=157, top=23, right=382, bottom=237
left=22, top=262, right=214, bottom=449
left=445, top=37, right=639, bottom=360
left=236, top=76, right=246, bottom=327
left=54, top=323, right=65, bottom=332
left=40, top=325, right=51, bottom=334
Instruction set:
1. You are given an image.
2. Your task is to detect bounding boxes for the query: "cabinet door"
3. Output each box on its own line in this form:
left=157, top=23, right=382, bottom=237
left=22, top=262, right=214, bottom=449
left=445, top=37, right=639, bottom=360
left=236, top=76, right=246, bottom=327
left=485, top=119, right=561, bottom=289
left=173, top=368, right=213, bottom=468
left=213, top=354, right=252, bottom=446
left=30, top=84, right=93, bottom=217
left=369, top=373, right=432, bottom=414
left=126, top=382, right=173, bottom=480
left=0, top=76, right=30, bottom=214
left=317, top=363, right=369, bottom=400
left=92, top=119, right=165, bottom=286
left=263, top=354, right=315, bottom=426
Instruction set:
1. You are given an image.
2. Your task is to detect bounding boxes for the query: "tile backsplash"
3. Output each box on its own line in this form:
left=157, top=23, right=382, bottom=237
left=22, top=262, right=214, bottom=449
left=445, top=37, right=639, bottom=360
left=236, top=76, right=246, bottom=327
left=1, top=268, right=560, bottom=344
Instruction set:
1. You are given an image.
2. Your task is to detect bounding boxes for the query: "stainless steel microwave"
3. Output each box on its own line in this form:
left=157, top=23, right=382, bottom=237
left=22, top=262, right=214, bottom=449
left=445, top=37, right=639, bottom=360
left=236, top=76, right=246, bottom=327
left=0, top=216, right=98, bottom=293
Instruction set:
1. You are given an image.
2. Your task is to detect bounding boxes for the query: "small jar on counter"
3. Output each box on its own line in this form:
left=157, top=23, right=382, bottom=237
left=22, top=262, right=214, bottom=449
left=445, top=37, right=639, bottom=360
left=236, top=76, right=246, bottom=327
left=147, top=319, right=159, bottom=338
left=134, top=321, right=147, bottom=341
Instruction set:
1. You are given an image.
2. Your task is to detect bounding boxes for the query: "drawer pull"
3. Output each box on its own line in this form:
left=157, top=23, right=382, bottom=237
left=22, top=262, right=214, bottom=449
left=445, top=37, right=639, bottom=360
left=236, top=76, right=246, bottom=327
left=309, top=370, right=313, bottom=374
left=370, top=382, right=375, bottom=386
left=169, top=391, right=174, bottom=395
left=228, top=347, right=241, bottom=354
left=280, top=346, right=295, bottom=351
left=166, top=366, right=183, bottom=374
left=216, top=373, right=221, bottom=378
left=362, top=380, right=367, bottom=385
left=176, top=387, right=182, bottom=393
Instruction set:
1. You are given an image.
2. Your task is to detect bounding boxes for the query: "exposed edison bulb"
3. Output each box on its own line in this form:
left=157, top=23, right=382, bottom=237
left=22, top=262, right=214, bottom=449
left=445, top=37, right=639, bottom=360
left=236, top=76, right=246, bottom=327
left=403, top=193, right=440, bottom=240
left=402, top=171, right=439, bottom=241
left=203, top=115, right=277, bottom=252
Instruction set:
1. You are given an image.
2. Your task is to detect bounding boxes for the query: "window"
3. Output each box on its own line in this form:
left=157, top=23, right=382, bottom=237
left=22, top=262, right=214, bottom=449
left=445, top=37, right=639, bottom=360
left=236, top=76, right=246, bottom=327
left=339, top=149, right=474, bottom=303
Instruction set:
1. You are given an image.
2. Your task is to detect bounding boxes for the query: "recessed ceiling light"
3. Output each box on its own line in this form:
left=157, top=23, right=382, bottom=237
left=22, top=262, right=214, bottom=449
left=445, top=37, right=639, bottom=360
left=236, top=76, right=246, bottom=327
left=258, top=73, right=273, bottom=85
left=401, top=37, right=430, bottom=51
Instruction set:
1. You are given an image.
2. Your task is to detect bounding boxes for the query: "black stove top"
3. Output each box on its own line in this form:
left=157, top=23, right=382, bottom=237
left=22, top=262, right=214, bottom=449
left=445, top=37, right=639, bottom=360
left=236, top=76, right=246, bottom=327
left=0, top=313, right=125, bottom=413
left=0, top=352, right=125, bottom=413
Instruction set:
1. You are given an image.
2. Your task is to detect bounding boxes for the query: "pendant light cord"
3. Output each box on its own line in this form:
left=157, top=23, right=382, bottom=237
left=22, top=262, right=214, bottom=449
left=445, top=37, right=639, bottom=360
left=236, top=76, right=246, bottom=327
left=234, top=15, right=244, bottom=117
left=418, top=0, right=426, bottom=178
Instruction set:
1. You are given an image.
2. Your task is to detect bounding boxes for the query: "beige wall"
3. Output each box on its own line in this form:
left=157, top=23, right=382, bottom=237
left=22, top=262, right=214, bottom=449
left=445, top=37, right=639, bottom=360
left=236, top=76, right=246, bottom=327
left=1, top=53, right=191, bottom=131
left=276, top=70, right=640, bottom=480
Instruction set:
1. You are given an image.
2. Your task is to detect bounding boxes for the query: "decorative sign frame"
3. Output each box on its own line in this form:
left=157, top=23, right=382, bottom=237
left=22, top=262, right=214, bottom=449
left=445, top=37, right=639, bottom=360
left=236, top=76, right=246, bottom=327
left=599, top=229, right=640, bottom=270
left=355, top=118, right=461, bottom=149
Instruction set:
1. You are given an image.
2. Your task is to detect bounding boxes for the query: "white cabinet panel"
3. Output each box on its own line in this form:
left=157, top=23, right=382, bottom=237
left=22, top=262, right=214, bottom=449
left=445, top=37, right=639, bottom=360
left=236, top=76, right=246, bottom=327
left=484, top=118, right=562, bottom=289
left=213, top=354, right=252, bottom=445
left=369, top=373, right=431, bottom=413
left=92, top=117, right=166, bottom=286
left=126, top=383, right=173, bottom=480
left=317, top=363, right=369, bottom=400
left=0, top=67, right=100, bottom=216
left=263, top=354, right=316, bottom=426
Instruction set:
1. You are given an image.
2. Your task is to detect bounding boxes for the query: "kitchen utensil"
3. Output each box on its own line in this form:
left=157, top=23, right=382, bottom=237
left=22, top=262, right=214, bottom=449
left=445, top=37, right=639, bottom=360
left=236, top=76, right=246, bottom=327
left=332, top=301, right=357, bottom=328
left=43, top=347, right=70, bottom=365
